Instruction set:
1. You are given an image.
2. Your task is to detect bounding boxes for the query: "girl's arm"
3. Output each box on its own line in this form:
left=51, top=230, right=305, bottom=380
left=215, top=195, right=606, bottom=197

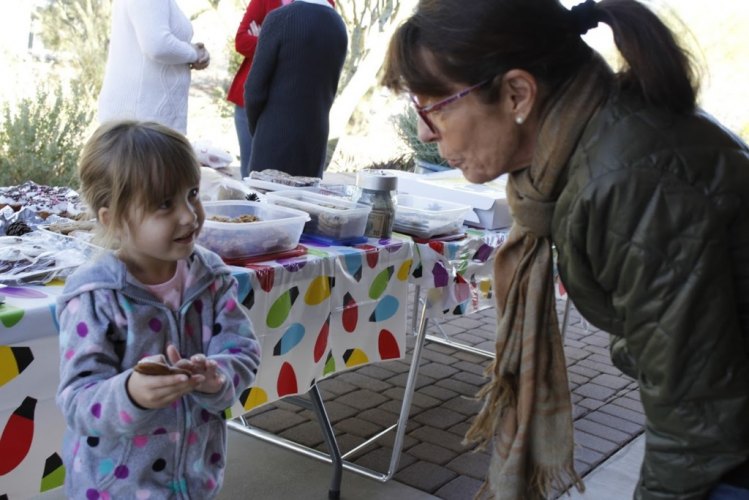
left=188, top=274, right=261, bottom=412
left=56, top=290, right=160, bottom=436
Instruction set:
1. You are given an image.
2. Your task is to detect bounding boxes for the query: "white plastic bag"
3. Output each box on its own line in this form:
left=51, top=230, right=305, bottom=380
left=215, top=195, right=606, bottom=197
left=192, top=140, right=235, bottom=169
left=200, top=167, right=263, bottom=202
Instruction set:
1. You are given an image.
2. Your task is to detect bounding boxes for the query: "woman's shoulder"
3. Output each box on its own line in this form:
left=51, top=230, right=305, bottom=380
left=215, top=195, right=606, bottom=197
left=574, top=90, right=748, bottom=185
left=556, top=90, right=749, bottom=237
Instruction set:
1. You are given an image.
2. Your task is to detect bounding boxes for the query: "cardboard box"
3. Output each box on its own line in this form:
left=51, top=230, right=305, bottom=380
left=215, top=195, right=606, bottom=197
left=384, top=169, right=512, bottom=230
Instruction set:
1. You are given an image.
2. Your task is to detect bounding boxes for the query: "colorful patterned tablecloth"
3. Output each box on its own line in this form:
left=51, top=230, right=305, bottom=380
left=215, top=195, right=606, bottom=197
left=0, top=237, right=414, bottom=499
left=409, top=228, right=507, bottom=318
left=229, top=237, right=414, bottom=413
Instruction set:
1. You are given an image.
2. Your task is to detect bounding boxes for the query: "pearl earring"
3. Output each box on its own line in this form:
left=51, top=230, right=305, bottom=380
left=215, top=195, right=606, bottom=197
left=515, top=115, right=524, bottom=125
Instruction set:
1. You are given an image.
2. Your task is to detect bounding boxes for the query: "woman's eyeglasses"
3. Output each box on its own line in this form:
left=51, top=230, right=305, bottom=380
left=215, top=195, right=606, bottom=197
left=410, top=79, right=491, bottom=135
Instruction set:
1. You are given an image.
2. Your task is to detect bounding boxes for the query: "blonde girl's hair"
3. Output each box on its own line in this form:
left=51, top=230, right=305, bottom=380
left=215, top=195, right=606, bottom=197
left=77, top=120, right=201, bottom=248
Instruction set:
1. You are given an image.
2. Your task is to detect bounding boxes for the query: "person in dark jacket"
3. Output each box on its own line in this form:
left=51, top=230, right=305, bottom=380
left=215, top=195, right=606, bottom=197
left=381, top=0, right=749, bottom=499
left=244, top=0, right=346, bottom=178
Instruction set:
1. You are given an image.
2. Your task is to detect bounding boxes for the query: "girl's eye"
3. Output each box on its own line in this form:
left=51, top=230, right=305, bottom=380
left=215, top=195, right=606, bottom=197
left=189, top=187, right=200, bottom=199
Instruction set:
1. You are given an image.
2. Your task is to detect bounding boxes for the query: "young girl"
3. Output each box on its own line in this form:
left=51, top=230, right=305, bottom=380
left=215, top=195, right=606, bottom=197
left=55, top=120, right=261, bottom=499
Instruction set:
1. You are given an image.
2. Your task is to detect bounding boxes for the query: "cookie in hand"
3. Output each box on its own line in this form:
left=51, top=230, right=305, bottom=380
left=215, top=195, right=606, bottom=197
left=134, top=354, right=192, bottom=376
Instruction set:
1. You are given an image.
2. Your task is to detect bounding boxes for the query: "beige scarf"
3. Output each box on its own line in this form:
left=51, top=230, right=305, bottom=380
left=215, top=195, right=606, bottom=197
left=464, top=55, right=612, bottom=499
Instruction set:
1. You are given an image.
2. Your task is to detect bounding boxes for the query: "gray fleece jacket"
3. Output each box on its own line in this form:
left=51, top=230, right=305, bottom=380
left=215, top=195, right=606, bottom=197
left=55, top=246, right=260, bottom=499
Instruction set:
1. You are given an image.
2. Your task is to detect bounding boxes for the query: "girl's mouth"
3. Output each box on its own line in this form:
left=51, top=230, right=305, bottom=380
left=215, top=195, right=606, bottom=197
left=174, top=230, right=196, bottom=244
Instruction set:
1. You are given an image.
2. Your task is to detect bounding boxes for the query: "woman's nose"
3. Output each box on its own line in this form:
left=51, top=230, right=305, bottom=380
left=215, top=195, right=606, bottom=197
left=416, top=117, right=439, bottom=143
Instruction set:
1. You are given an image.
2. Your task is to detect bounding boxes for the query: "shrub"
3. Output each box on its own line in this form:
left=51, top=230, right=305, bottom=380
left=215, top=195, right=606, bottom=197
left=36, top=0, right=111, bottom=103
left=0, top=81, right=93, bottom=187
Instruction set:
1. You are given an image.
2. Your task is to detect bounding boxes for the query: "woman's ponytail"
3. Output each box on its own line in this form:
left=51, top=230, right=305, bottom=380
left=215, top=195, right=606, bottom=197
left=597, top=0, right=698, bottom=113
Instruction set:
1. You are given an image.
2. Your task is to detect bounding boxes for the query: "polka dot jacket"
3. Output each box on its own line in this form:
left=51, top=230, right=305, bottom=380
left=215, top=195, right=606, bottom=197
left=55, top=246, right=261, bottom=499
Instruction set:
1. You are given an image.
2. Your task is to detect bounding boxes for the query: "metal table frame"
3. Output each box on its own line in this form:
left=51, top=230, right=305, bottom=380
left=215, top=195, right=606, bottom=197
left=227, top=293, right=432, bottom=494
left=228, top=283, right=574, bottom=498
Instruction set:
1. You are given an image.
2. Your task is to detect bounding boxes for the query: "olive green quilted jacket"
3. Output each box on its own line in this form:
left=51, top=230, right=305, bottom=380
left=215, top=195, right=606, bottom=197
left=553, top=90, right=749, bottom=499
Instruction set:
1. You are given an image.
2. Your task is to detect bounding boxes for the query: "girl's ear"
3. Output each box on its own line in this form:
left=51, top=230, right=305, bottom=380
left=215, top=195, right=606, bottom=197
left=98, top=207, right=111, bottom=227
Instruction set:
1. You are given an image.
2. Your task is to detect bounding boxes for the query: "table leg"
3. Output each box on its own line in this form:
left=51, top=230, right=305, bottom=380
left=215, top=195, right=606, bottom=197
left=561, top=295, right=572, bottom=339
left=228, top=294, right=439, bottom=485
left=331, top=295, right=433, bottom=481
left=308, top=385, right=342, bottom=500
left=228, top=384, right=342, bottom=499
left=424, top=332, right=496, bottom=358
left=410, top=284, right=422, bottom=336
left=382, top=294, right=430, bottom=476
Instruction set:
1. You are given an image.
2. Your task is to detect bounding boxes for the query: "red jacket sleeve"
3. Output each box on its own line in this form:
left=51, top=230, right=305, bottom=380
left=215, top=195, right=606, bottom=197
left=235, top=0, right=275, bottom=58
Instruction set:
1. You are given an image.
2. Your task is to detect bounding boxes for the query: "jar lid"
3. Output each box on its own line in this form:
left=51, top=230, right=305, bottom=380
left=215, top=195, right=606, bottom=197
left=356, top=170, right=398, bottom=191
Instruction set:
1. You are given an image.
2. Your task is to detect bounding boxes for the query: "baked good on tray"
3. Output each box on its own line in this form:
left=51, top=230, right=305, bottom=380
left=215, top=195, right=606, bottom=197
left=0, top=181, right=87, bottom=220
left=0, top=231, right=96, bottom=284
left=248, top=169, right=320, bottom=187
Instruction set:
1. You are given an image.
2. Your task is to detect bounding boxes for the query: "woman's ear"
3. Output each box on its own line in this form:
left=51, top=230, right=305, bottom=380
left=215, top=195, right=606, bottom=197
left=501, top=69, right=538, bottom=123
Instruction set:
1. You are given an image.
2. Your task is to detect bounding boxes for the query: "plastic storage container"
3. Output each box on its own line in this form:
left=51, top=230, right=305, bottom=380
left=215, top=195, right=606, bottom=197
left=393, top=194, right=472, bottom=239
left=265, top=190, right=371, bottom=241
left=198, top=201, right=309, bottom=259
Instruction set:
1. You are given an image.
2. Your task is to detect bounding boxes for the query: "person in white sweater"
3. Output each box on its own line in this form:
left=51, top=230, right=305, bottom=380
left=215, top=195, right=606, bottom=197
left=98, top=0, right=210, bottom=133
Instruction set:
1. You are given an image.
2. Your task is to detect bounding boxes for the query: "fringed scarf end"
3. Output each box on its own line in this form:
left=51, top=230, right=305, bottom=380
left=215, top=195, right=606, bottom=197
left=463, top=374, right=517, bottom=449
left=530, top=462, right=586, bottom=498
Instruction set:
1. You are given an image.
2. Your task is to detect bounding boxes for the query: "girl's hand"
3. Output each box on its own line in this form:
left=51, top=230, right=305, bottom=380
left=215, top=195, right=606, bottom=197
left=126, top=370, right=200, bottom=409
left=167, top=345, right=225, bottom=394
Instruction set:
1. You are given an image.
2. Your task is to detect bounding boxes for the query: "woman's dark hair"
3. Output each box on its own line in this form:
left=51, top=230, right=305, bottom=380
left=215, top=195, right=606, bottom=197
left=382, top=0, right=698, bottom=113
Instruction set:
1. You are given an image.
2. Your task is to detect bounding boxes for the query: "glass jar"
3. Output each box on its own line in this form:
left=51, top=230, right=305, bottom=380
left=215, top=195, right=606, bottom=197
left=353, top=170, right=398, bottom=238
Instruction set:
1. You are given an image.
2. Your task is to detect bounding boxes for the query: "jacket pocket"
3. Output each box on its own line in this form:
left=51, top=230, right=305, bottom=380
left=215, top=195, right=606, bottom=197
left=185, top=419, right=228, bottom=495
left=77, top=434, right=134, bottom=492
left=609, top=333, right=638, bottom=379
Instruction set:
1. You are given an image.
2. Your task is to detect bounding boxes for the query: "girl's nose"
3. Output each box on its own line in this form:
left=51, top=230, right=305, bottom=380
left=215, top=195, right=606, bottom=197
left=179, top=201, right=198, bottom=223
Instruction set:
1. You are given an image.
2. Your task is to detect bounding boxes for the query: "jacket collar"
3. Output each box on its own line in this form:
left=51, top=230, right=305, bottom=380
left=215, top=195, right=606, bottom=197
left=293, top=0, right=334, bottom=8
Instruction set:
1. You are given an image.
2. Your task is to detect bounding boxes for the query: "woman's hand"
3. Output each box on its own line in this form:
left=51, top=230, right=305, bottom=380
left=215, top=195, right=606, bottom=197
left=167, top=344, right=225, bottom=394
left=249, top=21, right=261, bottom=37
left=190, top=42, right=211, bottom=70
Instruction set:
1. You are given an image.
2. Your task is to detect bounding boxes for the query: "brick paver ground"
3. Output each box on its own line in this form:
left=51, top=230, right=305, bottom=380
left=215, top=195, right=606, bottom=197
left=237, top=291, right=645, bottom=499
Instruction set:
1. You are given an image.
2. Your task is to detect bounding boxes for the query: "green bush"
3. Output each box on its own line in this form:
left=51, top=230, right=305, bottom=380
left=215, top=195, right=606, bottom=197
left=36, top=0, right=111, bottom=103
left=0, top=82, right=93, bottom=188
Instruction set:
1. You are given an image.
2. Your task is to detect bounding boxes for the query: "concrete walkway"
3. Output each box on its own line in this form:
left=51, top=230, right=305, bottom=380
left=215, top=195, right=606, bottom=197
left=568, top=434, right=645, bottom=500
